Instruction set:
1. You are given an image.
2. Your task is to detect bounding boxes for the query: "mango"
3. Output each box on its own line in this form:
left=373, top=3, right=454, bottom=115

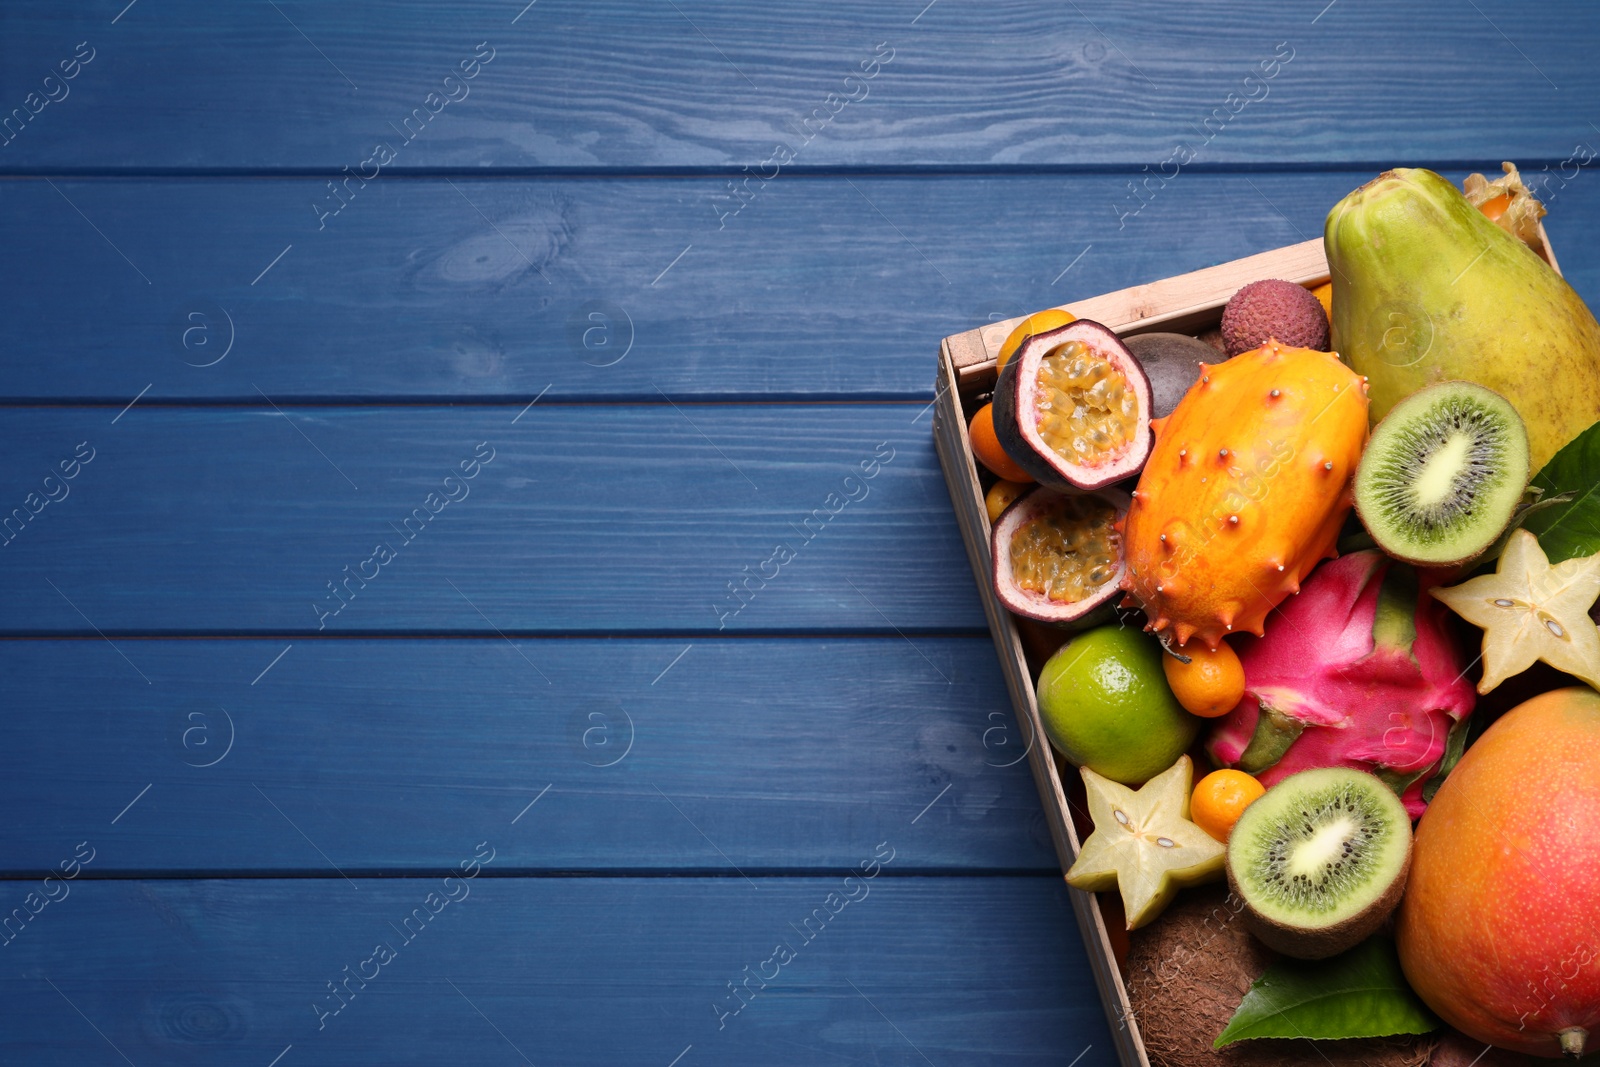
left=1397, top=687, right=1600, bottom=1059
left=1325, top=168, right=1600, bottom=471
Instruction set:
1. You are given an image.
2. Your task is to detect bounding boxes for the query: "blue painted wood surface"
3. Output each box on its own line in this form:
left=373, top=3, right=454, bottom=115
left=0, top=638, right=1053, bottom=874
left=0, top=876, right=1115, bottom=1066
left=3, top=173, right=1596, bottom=401
left=0, top=406, right=977, bottom=634
left=4, top=0, right=1592, bottom=1062
left=2, top=1, right=1597, bottom=171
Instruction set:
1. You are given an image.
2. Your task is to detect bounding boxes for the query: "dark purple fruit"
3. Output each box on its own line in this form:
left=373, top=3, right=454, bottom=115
left=1124, top=332, right=1223, bottom=419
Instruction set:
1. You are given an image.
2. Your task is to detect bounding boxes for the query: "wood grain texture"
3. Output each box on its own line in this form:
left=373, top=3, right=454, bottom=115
left=0, top=637, right=1053, bottom=874
left=1, top=1, right=1595, bottom=171
left=0, top=876, right=1117, bottom=1066
left=7, top=173, right=1597, bottom=401
left=11, top=1, right=1594, bottom=1057
left=0, top=405, right=988, bottom=634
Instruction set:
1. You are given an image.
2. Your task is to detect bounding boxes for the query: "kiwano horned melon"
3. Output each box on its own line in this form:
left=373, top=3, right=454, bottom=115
left=1121, top=340, right=1369, bottom=649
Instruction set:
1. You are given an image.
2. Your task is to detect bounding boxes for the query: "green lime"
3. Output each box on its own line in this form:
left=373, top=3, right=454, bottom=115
left=1037, top=625, right=1198, bottom=785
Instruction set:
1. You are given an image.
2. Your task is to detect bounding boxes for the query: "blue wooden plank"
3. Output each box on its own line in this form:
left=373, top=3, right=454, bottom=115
left=0, top=637, right=1052, bottom=875
left=6, top=172, right=1598, bottom=401
left=0, top=405, right=984, bottom=634
left=0, top=875, right=1116, bottom=1066
left=0, top=1, right=1594, bottom=172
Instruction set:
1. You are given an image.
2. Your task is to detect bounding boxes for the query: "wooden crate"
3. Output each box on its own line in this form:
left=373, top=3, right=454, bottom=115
left=932, top=232, right=1556, bottom=1067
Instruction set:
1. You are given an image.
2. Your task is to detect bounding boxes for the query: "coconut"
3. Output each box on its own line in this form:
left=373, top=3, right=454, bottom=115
left=1124, top=887, right=1435, bottom=1067
left=1429, top=1030, right=1542, bottom=1067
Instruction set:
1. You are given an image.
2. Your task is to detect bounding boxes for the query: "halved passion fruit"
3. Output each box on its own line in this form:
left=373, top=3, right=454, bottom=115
left=992, top=319, right=1153, bottom=490
left=992, top=486, right=1130, bottom=623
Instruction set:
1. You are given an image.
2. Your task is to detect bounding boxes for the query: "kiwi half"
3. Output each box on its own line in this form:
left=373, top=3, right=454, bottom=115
left=1354, top=381, right=1529, bottom=565
left=1226, top=767, right=1412, bottom=960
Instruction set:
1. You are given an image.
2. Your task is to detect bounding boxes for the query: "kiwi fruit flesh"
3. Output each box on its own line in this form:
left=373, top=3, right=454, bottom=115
left=1226, top=767, right=1412, bottom=960
left=1353, top=380, right=1529, bottom=565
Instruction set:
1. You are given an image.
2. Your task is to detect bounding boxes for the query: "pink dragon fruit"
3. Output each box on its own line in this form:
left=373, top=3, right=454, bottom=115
left=1206, top=550, right=1475, bottom=817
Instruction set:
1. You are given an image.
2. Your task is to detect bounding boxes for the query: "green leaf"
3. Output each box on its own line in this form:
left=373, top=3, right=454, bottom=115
left=1478, top=489, right=1578, bottom=567
left=1524, top=419, right=1600, bottom=564
left=1421, top=714, right=1472, bottom=804
left=1213, top=936, right=1439, bottom=1047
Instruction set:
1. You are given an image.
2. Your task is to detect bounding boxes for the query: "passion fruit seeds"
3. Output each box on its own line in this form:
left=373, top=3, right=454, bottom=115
left=1008, top=492, right=1120, bottom=604
left=991, top=486, right=1130, bottom=624
left=1033, top=339, right=1140, bottom=466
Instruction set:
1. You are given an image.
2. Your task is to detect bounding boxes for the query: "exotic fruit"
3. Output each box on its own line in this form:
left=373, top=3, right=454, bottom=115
left=1326, top=166, right=1600, bottom=472
left=1120, top=340, right=1369, bottom=649
left=1065, top=755, right=1226, bottom=930
left=1397, top=687, right=1600, bottom=1059
left=1206, top=551, right=1476, bottom=818
left=1220, top=279, right=1330, bottom=356
left=1124, top=332, right=1221, bottom=419
left=1430, top=530, right=1600, bottom=694
left=991, top=486, right=1129, bottom=625
left=1463, top=161, right=1549, bottom=257
left=992, top=318, right=1153, bottom=490
left=1226, top=767, right=1413, bottom=960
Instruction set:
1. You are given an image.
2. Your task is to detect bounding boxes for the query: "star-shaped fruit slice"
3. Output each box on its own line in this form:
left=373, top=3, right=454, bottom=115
left=1065, top=754, right=1226, bottom=930
left=1431, top=529, right=1600, bottom=694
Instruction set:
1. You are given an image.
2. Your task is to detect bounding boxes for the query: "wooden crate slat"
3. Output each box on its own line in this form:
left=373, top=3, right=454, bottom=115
left=955, top=238, right=1328, bottom=376
left=935, top=344, right=1145, bottom=1067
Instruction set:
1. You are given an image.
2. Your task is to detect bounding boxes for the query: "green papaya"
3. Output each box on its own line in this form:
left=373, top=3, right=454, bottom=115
left=1325, top=167, right=1600, bottom=471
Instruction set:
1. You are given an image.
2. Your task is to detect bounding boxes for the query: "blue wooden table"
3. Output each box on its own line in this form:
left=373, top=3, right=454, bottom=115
left=2, top=3, right=1598, bottom=1063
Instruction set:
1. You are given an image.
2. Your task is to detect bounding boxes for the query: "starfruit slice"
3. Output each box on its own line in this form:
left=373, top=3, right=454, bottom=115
left=1065, top=755, right=1226, bottom=930
left=1430, top=529, right=1600, bottom=693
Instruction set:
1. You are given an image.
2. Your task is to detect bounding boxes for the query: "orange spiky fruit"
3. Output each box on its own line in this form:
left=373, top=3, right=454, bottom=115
left=1119, top=340, right=1368, bottom=649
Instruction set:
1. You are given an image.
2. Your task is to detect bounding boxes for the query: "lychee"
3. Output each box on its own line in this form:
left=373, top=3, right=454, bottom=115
left=1220, top=279, right=1330, bottom=356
